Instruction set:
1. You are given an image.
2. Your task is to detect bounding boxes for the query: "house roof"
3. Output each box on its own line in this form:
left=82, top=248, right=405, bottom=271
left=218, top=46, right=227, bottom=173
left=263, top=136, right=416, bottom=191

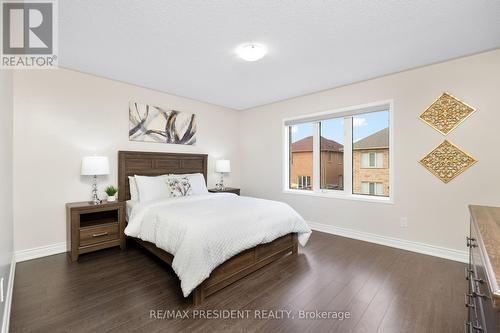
left=291, top=136, right=343, bottom=152
left=353, top=128, right=389, bottom=150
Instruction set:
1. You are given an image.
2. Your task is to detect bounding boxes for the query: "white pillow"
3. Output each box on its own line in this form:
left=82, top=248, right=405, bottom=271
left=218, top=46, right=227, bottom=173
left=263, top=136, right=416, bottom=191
left=134, top=175, right=170, bottom=202
left=128, top=176, right=140, bottom=201
left=186, top=173, right=209, bottom=195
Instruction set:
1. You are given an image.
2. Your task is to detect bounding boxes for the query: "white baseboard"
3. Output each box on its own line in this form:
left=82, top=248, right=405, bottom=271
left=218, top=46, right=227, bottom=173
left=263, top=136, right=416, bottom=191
left=307, top=221, right=468, bottom=263
left=15, top=242, right=67, bottom=263
left=12, top=223, right=468, bottom=265
left=2, top=255, right=16, bottom=333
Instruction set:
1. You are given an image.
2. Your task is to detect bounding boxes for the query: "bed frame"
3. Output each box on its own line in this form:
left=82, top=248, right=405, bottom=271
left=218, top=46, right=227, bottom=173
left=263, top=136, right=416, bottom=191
left=118, top=151, right=298, bottom=305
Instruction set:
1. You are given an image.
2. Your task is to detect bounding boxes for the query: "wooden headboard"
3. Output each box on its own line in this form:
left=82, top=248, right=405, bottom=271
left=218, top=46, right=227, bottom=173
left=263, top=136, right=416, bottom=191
left=118, top=151, right=208, bottom=201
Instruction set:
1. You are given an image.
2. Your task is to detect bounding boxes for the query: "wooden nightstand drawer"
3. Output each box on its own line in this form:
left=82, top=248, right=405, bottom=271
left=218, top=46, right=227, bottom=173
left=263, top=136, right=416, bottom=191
left=79, top=223, right=119, bottom=247
left=208, top=187, right=240, bottom=195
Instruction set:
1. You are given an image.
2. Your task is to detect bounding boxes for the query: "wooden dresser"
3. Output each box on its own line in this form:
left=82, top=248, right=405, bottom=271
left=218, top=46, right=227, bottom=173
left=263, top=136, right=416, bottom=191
left=468, top=205, right=500, bottom=332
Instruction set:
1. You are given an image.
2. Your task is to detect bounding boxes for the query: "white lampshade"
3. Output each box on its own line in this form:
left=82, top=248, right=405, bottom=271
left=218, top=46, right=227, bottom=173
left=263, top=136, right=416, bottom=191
left=215, top=160, right=231, bottom=173
left=81, top=156, right=110, bottom=176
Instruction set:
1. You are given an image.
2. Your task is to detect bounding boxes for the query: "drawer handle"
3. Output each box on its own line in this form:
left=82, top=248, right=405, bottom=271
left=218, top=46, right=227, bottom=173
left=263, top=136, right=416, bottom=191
left=473, top=288, right=487, bottom=299
left=465, top=321, right=483, bottom=332
left=467, top=291, right=487, bottom=299
left=467, top=237, right=477, bottom=248
left=464, top=293, right=475, bottom=308
left=465, top=267, right=474, bottom=280
left=465, top=268, right=484, bottom=284
left=92, top=232, right=108, bottom=237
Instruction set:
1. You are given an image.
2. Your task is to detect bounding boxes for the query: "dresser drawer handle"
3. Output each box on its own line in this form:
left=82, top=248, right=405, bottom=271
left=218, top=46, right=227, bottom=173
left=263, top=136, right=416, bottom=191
left=467, top=291, right=487, bottom=299
left=466, top=237, right=477, bottom=248
left=473, top=289, right=487, bottom=299
left=465, top=321, right=483, bottom=332
left=464, top=293, right=475, bottom=308
left=465, top=267, right=474, bottom=280
left=92, top=232, right=108, bottom=237
left=465, top=268, right=484, bottom=285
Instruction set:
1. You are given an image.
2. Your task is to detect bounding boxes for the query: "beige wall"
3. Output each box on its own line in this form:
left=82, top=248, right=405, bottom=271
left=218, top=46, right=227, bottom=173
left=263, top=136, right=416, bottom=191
left=240, top=49, right=500, bottom=251
left=13, top=69, right=241, bottom=251
left=0, top=70, right=13, bottom=329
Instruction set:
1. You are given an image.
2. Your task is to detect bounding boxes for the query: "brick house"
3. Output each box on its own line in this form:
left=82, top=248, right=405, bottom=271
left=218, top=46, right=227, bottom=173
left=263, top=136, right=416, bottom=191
left=352, top=128, right=389, bottom=196
left=290, top=136, right=344, bottom=189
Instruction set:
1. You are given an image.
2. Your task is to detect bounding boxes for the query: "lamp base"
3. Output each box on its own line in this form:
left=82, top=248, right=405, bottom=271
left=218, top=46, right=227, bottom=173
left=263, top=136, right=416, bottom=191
left=91, top=175, right=101, bottom=205
left=216, top=173, right=226, bottom=191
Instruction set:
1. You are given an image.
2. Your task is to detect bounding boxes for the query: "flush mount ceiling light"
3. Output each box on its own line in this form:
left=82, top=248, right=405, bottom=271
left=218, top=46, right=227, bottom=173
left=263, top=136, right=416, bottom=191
left=235, top=43, right=267, bottom=62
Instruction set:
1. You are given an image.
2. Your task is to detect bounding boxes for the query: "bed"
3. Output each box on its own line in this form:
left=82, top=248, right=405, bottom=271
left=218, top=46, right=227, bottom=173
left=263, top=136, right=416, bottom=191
left=118, top=151, right=311, bottom=305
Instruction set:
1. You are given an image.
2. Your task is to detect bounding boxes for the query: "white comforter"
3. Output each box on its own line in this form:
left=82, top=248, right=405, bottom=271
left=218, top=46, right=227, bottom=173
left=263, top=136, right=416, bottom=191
left=125, top=193, right=311, bottom=296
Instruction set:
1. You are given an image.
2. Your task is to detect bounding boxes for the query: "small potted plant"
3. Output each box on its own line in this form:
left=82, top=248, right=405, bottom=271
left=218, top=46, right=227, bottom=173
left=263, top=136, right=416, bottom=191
left=105, top=185, right=118, bottom=202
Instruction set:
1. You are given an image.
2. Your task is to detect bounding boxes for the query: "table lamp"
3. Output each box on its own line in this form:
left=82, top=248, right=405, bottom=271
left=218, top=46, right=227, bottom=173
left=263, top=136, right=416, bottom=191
left=81, top=156, right=110, bottom=205
left=215, top=160, right=231, bottom=190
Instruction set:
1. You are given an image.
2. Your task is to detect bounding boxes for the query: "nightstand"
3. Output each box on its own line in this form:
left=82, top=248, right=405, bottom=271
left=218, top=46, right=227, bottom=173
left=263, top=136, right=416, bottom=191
left=66, top=201, right=125, bottom=262
left=208, top=187, right=240, bottom=195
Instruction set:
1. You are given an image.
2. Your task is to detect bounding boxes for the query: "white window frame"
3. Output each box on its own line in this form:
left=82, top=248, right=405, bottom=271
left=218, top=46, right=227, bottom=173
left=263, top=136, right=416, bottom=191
left=361, top=152, right=384, bottom=168
left=282, top=100, right=394, bottom=204
left=361, top=182, right=384, bottom=196
left=297, top=175, right=311, bottom=189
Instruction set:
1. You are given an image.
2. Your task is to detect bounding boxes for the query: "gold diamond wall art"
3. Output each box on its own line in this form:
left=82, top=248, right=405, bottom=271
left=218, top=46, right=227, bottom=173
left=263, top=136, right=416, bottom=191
left=419, top=92, right=476, bottom=135
left=419, top=140, right=477, bottom=184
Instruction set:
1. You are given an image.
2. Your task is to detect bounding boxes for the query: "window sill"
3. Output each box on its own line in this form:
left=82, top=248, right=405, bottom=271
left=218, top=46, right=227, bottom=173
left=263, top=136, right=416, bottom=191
left=282, top=189, right=394, bottom=204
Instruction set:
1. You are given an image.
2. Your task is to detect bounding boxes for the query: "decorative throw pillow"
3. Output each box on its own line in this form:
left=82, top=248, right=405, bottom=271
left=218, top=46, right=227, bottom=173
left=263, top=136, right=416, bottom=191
left=167, top=176, right=192, bottom=197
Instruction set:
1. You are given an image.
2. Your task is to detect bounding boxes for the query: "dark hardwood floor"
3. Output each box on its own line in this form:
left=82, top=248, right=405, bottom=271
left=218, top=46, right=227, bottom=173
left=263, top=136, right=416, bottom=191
left=10, top=231, right=466, bottom=333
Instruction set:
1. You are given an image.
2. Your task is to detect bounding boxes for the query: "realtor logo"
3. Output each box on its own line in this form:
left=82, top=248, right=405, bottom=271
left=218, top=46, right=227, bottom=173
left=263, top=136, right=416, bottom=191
left=1, top=0, right=58, bottom=68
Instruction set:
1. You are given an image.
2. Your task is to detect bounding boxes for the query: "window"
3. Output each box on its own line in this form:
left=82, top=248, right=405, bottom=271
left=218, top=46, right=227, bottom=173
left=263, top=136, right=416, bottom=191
left=288, top=122, right=313, bottom=190
left=361, top=182, right=384, bottom=196
left=361, top=152, right=384, bottom=168
left=298, top=176, right=311, bottom=189
left=284, top=102, right=392, bottom=201
left=352, top=110, right=389, bottom=197
left=320, top=117, right=344, bottom=190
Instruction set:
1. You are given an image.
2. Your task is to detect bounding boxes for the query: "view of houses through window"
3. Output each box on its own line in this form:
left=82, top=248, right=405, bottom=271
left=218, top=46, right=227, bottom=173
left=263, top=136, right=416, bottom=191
left=352, top=111, right=390, bottom=196
left=320, top=118, right=344, bottom=190
left=289, top=122, right=313, bottom=189
left=288, top=109, right=390, bottom=198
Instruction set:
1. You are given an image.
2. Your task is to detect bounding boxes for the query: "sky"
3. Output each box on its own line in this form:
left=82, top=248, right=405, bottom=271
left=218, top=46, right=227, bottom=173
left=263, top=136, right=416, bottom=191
left=291, top=110, right=389, bottom=144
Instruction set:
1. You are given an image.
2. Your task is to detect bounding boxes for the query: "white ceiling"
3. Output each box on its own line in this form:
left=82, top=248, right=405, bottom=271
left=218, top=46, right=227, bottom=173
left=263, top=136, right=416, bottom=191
left=59, top=1, right=500, bottom=110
